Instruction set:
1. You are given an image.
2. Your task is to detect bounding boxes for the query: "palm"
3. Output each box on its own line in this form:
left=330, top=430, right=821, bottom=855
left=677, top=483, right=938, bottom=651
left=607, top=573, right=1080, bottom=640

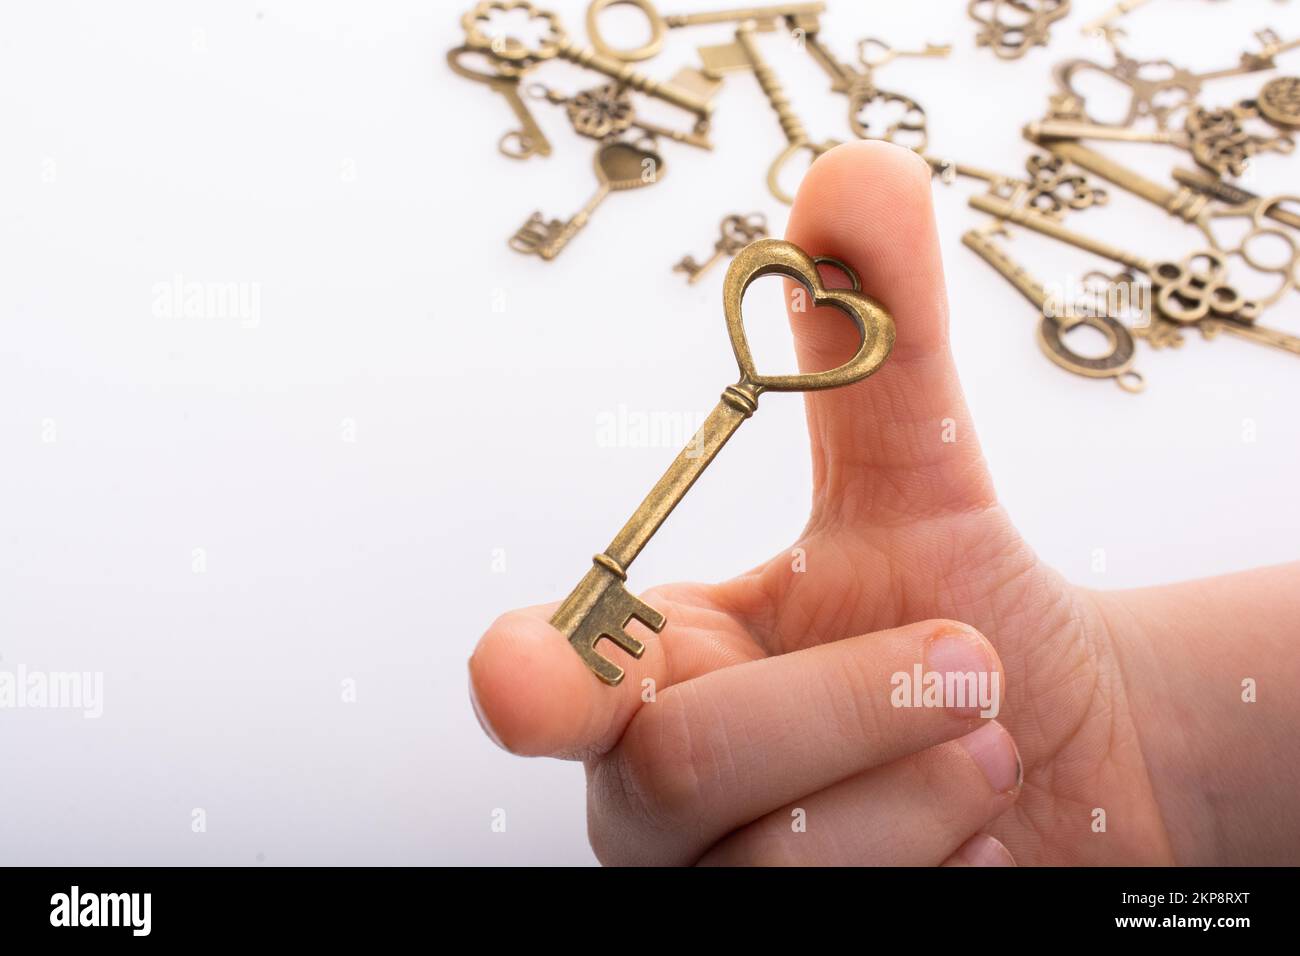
left=653, top=497, right=1174, bottom=864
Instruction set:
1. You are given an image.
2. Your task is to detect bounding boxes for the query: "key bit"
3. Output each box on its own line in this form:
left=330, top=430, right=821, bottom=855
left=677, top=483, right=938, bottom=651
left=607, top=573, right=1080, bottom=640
left=552, top=558, right=666, bottom=686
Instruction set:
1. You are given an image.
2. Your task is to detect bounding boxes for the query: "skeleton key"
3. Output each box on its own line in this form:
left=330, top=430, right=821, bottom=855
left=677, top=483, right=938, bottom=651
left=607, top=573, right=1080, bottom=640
left=1030, top=139, right=1300, bottom=308
left=1054, top=30, right=1300, bottom=129
left=509, top=138, right=664, bottom=260
left=446, top=45, right=553, bottom=159
left=674, top=212, right=769, bottom=283
left=1173, top=166, right=1300, bottom=233
left=584, top=0, right=827, bottom=62
left=962, top=226, right=1144, bottom=392
left=970, top=192, right=1300, bottom=356
left=1029, top=108, right=1295, bottom=179
left=527, top=81, right=713, bottom=149
left=969, top=0, right=1071, bottom=60
left=553, top=239, right=894, bottom=684
left=700, top=22, right=839, bottom=204
left=463, top=1, right=714, bottom=125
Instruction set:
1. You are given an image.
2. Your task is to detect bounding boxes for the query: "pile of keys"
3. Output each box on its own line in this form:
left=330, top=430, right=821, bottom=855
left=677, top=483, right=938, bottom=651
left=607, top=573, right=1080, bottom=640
left=941, top=6, right=1300, bottom=391
left=447, top=0, right=952, bottom=266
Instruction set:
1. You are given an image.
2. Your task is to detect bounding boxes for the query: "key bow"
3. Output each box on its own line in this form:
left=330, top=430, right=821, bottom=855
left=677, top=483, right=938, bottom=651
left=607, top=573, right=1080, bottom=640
left=723, top=239, right=895, bottom=392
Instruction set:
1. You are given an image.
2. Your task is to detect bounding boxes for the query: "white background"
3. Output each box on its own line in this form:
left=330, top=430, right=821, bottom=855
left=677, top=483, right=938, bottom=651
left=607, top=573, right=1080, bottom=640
left=1, top=0, right=1297, bottom=865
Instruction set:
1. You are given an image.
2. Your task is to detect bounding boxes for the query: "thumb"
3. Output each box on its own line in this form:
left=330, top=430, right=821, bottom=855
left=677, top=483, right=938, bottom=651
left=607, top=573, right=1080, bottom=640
left=784, top=141, right=995, bottom=527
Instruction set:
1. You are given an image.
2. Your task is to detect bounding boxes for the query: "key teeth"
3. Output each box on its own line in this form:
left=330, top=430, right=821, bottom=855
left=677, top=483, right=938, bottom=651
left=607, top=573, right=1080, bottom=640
left=625, top=593, right=667, bottom=634
left=569, top=639, right=627, bottom=687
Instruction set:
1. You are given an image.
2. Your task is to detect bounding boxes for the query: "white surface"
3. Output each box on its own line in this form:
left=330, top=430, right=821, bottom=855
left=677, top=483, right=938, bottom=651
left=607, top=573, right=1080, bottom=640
left=1, top=0, right=1297, bottom=865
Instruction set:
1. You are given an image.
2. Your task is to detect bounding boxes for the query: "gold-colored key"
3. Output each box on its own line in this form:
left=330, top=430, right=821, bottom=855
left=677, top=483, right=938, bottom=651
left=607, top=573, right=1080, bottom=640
left=510, top=138, right=665, bottom=260
left=674, top=212, right=769, bottom=283
left=970, top=192, right=1300, bottom=356
left=700, top=22, right=839, bottom=204
left=584, top=0, right=827, bottom=62
left=962, top=226, right=1144, bottom=392
left=553, top=239, right=895, bottom=684
left=462, top=1, right=714, bottom=125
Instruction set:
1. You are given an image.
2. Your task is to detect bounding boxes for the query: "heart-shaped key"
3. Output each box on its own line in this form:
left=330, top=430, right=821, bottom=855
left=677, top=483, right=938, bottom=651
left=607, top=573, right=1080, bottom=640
left=510, top=139, right=665, bottom=260
left=551, top=238, right=895, bottom=684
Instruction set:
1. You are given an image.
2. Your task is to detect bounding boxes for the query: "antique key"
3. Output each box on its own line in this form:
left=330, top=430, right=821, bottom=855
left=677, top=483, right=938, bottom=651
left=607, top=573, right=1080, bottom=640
left=962, top=226, right=1144, bottom=392
left=1173, top=166, right=1300, bottom=232
left=674, top=212, right=769, bottom=283
left=1029, top=139, right=1300, bottom=308
left=700, top=22, right=839, bottom=204
left=969, top=0, right=1071, bottom=60
left=446, top=45, right=553, bottom=159
left=510, top=138, right=664, bottom=260
left=1028, top=110, right=1295, bottom=179
left=970, top=192, right=1300, bottom=355
left=584, top=0, right=827, bottom=62
left=462, top=1, right=714, bottom=125
left=553, top=239, right=894, bottom=684
left=527, top=81, right=712, bottom=148
left=1054, top=30, right=1300, bottom=129
left=800, top=31, right=949, bottom=150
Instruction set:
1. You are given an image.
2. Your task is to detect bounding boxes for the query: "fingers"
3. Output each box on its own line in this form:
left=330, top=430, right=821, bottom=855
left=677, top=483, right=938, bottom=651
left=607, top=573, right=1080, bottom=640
left=468, top=586, right=762, bottom=759
left=698, top=722, right=1022, bottom=866
left=587, top=618, right=1005, bottom=865
left=942, top=833, right=1017, bottom=867
left=784, top=141, right=996, bottom=526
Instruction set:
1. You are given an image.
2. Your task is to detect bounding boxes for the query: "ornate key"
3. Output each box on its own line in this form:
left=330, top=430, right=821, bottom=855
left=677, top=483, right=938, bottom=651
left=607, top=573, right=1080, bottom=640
left=446, top=45, right=553, bottom=159
left=1028, top=108, right=1295, bottom=179
left=1028, top=139, right=1300, bottom=310
left=700, top=22, right=839, bottom=203
left=1173, top=166, right=1300, bottom=233
left=970, top=192, right=1300, bottom=356
left=553, top=239, right=895, bottom=684
left=926, top=151, right=1108, bottom=220
left=526, top=81, right=712, bottom=149
left=509, top=138, right=664, bottom=260
left=584, top=0, right=827, bottom=62
left=969, top=0, right=1071, bottom=60
left=674, top=213, right=769, bottom=283
left=962, top=226, right=1144, bottom=392
left=462, top=1, right=715, bottom=127
left=1053, top=30, right=1300, bottom=129
left=799, top=31, right=949, bottom=151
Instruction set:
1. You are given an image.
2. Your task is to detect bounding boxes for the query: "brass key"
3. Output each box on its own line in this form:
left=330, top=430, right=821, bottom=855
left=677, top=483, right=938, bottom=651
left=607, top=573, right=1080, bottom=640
left=553, top=239, right=895, bottom=684
left=462, top=1, right=714, bottom=125
left=701, top=22, right=839, bottom=204
left=674, top=212, right=769, bottom=283
left=584, top=0, right=827, bottom=62
left=970, top=192, right=1300, bottom=356
left=510, top=138, right=665, bottom=260
left=447, top=45, right=553, bottom=159
left=962, top=226, right=1144, bottom=392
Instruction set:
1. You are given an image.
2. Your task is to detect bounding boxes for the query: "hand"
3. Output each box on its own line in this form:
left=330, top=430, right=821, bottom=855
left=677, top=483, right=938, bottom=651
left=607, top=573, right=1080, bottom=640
left=469, top=142, right=1300, bottom=866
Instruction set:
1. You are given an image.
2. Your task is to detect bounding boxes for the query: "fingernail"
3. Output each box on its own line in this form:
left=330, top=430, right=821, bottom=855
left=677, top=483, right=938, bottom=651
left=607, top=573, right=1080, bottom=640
left=924, top=628, right=997, bottom=717
left=958, top=722, right=1022, bottom=794
left=955, top=834, right=1017, bottom=867
left=468, top=661, right=505, bottom=750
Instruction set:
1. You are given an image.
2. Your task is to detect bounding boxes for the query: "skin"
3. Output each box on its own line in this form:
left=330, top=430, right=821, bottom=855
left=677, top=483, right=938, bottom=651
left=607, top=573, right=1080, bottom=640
left=469, top=141, right=1300, bottom=866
